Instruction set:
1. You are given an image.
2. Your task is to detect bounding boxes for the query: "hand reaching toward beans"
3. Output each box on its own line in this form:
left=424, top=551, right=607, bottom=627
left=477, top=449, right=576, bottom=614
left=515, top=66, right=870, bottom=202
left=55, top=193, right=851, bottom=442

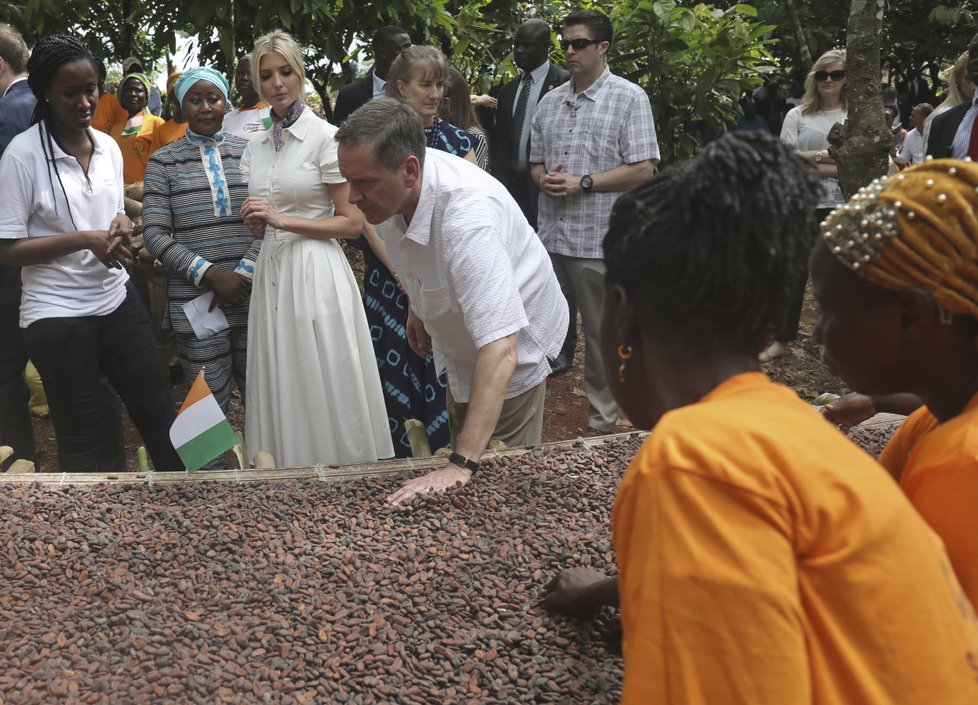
left=387, top=465, right=472, bottom=506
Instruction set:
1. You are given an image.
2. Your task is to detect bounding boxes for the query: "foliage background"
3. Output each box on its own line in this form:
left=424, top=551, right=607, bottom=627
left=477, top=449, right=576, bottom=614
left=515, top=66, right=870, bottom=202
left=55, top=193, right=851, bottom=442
left=4, top=0, right=973, bottom=165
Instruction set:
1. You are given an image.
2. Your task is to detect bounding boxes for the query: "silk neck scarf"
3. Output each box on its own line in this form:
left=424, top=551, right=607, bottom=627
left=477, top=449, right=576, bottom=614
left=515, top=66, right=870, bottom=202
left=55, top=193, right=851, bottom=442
left=186, top=128, right=231, bottom=217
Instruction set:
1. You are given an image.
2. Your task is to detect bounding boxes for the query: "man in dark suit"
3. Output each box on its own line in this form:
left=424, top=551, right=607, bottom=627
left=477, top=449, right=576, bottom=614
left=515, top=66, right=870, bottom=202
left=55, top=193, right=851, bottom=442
left=489, top=19, right=575, bottom=374
left=0, top=23, right=36, bottom=469
left=0, top=24, right=34, bottom=158
left=490, top=19, right=569, bottom=229
left=332, top=26, right=412, bottom=125
left=927, top=31, right=978, bottom=159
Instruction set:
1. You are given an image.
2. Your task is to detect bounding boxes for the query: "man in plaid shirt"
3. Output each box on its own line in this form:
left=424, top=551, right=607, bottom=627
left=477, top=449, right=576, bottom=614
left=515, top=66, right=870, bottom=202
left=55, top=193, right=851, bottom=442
left=530, top=8, right=659, bottom=433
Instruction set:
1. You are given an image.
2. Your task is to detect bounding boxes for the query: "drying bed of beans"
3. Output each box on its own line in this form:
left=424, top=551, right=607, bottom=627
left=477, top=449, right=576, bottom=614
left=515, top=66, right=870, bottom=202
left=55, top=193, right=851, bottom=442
left=847, top=419, right=902, bottom=458
left=0, top=436, right=641, bottom=705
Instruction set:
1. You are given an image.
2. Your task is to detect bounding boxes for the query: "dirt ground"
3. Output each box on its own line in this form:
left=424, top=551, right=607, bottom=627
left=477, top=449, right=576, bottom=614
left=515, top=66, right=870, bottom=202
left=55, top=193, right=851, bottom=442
left=27, top=259, right=844, bottom=472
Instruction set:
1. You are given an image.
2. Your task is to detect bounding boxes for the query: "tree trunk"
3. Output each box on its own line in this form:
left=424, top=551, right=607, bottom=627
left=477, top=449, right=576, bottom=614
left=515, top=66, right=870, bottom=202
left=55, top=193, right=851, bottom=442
left=784, top=0, right=813, bottom=71
left=830, top=0, right=892, bottom=199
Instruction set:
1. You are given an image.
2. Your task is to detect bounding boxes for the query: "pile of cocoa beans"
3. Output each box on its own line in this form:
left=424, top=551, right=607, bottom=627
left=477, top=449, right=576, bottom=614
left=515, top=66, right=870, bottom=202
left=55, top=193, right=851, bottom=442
left=0, top=436, right=641, bottom=704
left=847, top=420, right=902, bottom=458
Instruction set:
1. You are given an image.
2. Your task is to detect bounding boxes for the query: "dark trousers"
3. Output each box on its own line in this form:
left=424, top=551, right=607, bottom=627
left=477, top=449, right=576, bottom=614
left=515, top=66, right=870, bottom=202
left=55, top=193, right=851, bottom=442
left=0, top=266, right=34, bottom=468
left=777, top=208, right=832, bottom=343
left=508, top=169, right=539, bottom=230
left=24, top=286, right=181, bottom=472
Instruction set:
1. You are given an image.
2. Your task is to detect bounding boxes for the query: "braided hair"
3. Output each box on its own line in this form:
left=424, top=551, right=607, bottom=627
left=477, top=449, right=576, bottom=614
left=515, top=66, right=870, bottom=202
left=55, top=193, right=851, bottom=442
left=25, top=34, right=98, bottom=229
left=603, top=130, right=822, bottom=356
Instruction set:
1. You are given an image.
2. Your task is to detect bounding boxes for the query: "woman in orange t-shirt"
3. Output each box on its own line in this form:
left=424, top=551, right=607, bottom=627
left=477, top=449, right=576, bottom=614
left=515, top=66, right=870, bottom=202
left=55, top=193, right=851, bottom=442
left=542, top=133, right=978, bottom=705
left=812, top=160, right=978, bottom=610
left=157, top=71, right=188, bottom=146
left=109, top=72, right=164, bottom=184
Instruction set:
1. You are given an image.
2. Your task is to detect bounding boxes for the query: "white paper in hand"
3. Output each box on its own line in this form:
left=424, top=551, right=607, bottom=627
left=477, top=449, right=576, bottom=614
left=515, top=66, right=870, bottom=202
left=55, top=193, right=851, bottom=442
left=182, top=292, right=229, bottom=340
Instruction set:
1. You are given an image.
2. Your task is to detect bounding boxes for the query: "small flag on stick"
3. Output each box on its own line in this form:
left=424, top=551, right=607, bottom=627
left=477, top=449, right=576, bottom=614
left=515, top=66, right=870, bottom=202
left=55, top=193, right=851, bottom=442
left=169, top=370, right=237, bottom=472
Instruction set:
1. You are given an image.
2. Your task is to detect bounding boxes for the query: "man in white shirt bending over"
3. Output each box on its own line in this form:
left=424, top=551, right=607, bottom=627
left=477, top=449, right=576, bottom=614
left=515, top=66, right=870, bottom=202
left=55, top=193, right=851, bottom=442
left=336, top=98, right=568, bottom=507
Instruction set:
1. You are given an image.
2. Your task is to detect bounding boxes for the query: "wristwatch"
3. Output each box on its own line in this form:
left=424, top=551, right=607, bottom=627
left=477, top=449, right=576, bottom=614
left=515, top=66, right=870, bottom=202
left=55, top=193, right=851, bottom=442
left=814, top=150, right=824, bottom=163
left=580, top=174, right=594, bottom=193
left=448, top=451, right=480, bottom=473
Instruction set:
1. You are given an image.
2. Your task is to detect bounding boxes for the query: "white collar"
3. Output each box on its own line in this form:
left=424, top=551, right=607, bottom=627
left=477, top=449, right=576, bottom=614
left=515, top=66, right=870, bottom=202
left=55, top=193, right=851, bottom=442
left=3, top=75, right=27, bottom=97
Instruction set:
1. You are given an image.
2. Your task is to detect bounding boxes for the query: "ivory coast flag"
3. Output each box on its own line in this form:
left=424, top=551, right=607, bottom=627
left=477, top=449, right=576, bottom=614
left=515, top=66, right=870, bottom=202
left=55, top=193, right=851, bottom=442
left=169, top=370, right=237, bottom=472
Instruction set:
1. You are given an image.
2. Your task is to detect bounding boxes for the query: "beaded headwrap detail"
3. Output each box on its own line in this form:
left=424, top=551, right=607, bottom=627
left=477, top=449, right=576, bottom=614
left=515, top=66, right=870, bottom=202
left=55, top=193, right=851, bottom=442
left=821, top=159, right=978, bottom=320
left=820, top=177, right=899, bottom=271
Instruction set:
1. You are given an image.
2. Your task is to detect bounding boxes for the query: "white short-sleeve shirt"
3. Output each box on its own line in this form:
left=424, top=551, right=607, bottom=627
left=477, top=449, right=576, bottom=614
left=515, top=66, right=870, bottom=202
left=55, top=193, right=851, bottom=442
left=222, top=104, right=271, bottom=141
left=374, top=149, right=568, bottom=402
left=0, top=124, right=128, bottom=327
left=241, top=108, right=345, bottom=240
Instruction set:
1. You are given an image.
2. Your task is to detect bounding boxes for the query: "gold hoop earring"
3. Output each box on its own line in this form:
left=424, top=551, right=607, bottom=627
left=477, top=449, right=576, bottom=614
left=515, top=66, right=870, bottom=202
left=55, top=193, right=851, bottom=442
left=617, top=344, right=633, bottom=384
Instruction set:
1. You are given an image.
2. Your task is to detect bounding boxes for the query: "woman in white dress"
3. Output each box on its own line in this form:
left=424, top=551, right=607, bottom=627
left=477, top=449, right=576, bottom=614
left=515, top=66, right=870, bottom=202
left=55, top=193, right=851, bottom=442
left=240, top=30, right=394, bottom=467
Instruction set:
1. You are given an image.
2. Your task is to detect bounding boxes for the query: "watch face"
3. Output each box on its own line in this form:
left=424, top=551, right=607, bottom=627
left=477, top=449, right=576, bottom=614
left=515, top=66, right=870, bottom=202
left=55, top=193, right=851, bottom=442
left=581, top=176, right=593, bottom=190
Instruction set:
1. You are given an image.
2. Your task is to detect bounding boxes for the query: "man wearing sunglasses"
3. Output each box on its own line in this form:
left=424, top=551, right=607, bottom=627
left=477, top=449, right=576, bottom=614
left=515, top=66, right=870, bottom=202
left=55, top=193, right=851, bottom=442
left=529, top=8, right=659, bottom=435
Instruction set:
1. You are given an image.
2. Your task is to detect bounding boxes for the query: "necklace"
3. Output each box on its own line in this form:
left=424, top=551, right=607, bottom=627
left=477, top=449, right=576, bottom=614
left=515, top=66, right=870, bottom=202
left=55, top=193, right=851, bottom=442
left=424, top=116, right=441, bottom=148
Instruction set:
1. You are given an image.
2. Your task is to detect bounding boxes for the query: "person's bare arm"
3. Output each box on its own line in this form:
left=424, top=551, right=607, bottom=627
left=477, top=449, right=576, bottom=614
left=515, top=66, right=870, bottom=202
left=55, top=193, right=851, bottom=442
left=536, top=160, right=655, bottom=199
left=387, top=333, right=518, bottom=506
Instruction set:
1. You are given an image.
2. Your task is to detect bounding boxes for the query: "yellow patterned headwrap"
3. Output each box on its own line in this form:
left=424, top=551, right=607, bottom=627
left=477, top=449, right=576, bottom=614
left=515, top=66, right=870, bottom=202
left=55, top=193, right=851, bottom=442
left=166, top=71, right=183, bottom=97
left=821, top=159, right=978, bottom=319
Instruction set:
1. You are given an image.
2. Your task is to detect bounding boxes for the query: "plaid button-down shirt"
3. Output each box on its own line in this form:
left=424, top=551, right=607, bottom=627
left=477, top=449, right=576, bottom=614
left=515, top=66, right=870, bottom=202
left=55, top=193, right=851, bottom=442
left=530, top=67, right=659, bottom=259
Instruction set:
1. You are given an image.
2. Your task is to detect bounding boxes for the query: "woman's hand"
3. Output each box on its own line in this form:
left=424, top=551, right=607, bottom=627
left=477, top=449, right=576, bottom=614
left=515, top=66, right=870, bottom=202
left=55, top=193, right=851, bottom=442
left=83, top=230, right=130, bottom=269
left=105, top=214, right=134, bottom=267
left=203, top=269, right=252, bottom=309
left=471, top=94, right=497, bottom=109
left=406, top=309, right=432, bottom=358
left=822, top=392, right=876, bottom=431
left=108, top=213, right=134, bottom=240
left=241, top=196, right=282, bottom=234
left=542, top=568, right=616, bottom=614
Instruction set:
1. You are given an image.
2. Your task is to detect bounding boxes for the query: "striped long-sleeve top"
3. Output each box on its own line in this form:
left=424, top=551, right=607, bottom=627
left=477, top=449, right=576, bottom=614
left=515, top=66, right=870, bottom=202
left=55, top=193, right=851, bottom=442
left=143, top=131, right=260, bottom=334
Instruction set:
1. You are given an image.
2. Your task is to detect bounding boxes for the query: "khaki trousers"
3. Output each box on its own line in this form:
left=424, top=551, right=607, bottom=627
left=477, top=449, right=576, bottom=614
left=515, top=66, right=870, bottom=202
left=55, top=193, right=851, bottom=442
left=447, top=379, right=547, bottom=450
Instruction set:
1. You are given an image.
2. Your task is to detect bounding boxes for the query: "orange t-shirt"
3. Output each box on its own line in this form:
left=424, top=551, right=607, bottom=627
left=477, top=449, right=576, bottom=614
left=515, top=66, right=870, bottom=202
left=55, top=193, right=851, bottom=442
left=110, top=114, right=165, bottom=185
left=880, top=393, right=978, bottom=609
left=613, top=372, right=978, bottom=705
left=158, top=120, right=188, bottom=146
left=92, top=92, right=128, bottom=134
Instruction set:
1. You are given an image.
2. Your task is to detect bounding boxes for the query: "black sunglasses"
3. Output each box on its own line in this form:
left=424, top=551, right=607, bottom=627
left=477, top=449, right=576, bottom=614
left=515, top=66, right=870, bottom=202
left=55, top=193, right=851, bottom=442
left=559, top=38, right=601, bottom=51
left=814, top=70, right=846, bottom=82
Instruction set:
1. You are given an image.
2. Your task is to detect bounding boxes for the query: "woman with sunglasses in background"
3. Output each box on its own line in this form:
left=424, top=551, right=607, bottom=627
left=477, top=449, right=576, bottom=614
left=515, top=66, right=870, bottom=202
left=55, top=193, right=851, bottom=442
left=760, top=49, right=847, bottom=363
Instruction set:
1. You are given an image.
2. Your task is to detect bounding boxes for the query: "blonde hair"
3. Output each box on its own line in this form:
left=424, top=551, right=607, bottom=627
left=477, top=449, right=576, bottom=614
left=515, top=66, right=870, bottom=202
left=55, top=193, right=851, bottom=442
left=924, top=53, right=973, bottom=135
left=801, top=49, right=847, bottom=116
left=942, top=52, right=971, bottom=109
left=385, top=46, right=448, bottom=101
left=251, top=30, right=305, bottom=103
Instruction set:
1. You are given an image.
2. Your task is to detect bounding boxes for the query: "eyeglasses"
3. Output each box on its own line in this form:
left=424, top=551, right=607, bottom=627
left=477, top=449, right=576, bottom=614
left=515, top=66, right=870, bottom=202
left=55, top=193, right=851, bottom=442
left=559, top=38, right=601, bottom=51
left=814, top=70, right=846, bottom=82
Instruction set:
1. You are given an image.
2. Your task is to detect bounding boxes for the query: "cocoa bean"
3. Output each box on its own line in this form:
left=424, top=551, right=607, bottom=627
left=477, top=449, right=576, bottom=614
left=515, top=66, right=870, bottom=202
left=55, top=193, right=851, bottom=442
left=0, top=435, right=644, bottom=703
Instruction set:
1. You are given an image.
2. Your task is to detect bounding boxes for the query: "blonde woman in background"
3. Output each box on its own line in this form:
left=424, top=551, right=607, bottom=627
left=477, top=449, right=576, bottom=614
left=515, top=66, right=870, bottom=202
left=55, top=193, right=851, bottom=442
left=761, top=49, right=847, bottom=363
left=923, top=51, right=976, bottom=146
left=240, top=30, right=393, bottom=467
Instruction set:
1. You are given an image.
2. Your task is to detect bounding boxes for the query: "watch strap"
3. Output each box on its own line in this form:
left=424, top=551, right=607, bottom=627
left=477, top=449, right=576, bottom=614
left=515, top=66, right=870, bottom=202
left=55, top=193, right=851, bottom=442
left=448, top=451, right=480, bottom=473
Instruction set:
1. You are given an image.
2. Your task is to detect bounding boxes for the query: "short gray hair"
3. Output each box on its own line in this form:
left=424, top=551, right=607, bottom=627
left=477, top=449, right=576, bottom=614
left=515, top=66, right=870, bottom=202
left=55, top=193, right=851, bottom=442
left=335, top=98, right=427, bottom=172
